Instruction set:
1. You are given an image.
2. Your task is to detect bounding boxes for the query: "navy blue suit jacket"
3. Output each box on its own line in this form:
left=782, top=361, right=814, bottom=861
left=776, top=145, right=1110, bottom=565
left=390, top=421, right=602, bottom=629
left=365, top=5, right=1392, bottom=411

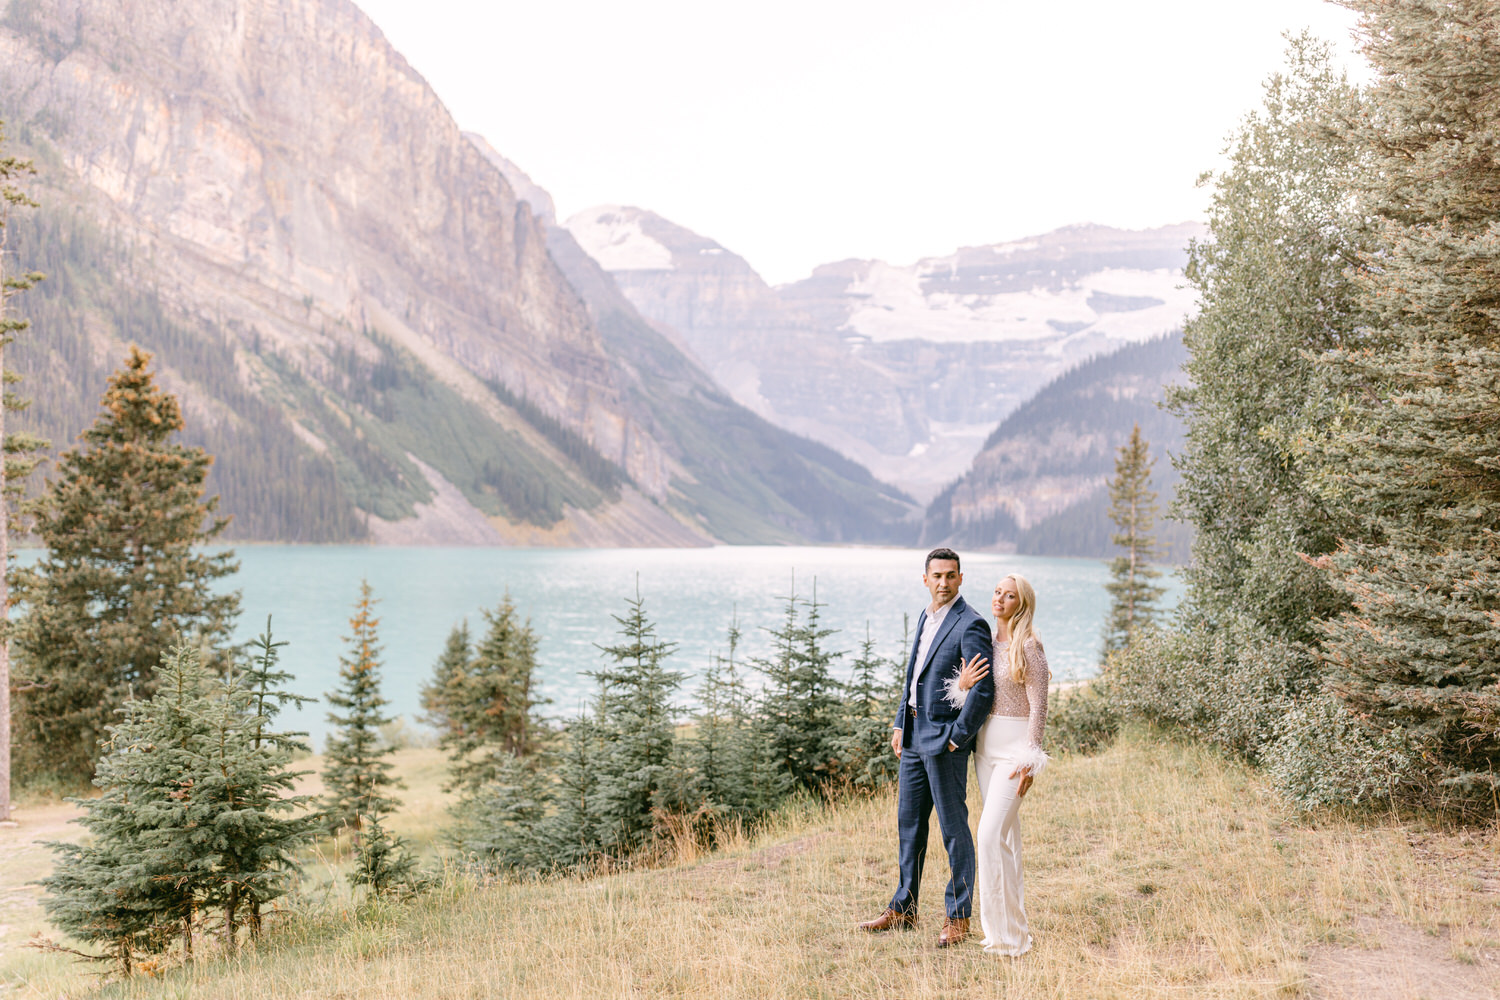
left=892, top=595, right=995, bottom=756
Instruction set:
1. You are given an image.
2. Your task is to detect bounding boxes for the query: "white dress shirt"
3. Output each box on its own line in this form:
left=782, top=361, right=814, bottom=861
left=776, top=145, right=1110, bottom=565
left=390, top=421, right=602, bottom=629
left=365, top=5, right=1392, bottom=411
left=908, top=597, right=956, bottom=709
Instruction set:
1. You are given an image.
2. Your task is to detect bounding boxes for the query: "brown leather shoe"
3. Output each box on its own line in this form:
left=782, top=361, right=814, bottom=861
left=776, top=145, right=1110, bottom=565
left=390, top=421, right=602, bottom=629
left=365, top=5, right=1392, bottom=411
left=858, top=908, right=917, bottom=932
left=937, top=917, right=970, bottom=947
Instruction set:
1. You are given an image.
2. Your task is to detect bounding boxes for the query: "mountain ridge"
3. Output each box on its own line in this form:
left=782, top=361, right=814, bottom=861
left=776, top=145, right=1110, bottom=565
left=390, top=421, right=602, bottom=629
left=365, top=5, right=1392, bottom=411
left=0, top=0, right=914, bottom=545
left=565, top=206, right=1202, bottom=501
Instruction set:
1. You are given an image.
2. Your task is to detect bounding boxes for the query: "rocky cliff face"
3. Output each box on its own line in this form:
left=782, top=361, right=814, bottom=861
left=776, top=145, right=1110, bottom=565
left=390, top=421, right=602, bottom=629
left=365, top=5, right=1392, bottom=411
left=567, top=209, right=1202, bottom=501
left=0, top=0, right=909, bottom=544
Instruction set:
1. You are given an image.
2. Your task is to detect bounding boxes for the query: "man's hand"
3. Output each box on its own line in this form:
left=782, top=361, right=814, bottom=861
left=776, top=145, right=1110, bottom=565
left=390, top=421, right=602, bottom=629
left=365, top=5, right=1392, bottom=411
left=948, top=740, right=959, bottom=752
left=891, top=728, right=903, bottom=758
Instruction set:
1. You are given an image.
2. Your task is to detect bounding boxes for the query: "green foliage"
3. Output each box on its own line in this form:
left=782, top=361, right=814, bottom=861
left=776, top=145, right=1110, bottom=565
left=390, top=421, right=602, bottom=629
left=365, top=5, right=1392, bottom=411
left=589, top=306, right=917, bottom=544
left=487, top=377, right=625, bottom=496
left=925, top=332, right=1189, bottom=549
left=321, top=581, right=403, bottom=838
left=1302, top=0, right=1500, bottom=816
left=1101, top=424, right=1166, bottom=658
left=1167, top=38, right=1357, bottom=646
left=828, top=626, right=904, bottom=793
left=427, top=599, right=548, bottom=798
left=40, top=638, right=314, bottom=970
left=348, top=814, right=424, bottom=899
left=588, top=589, right=683, bottom=853
left=13, top=347, right=240, bottom=786
left=1045, top=682, right=1121, bottom=757
left=670, top=616, right=779, bottom=832
left=5, top=206, right=366, bottom=542
left=753, top=584, right=843, bottom=796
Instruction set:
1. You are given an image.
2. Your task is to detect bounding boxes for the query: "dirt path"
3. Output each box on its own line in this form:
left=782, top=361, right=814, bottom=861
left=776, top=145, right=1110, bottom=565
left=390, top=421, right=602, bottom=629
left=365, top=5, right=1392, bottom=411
left=0, top=799, right=83, bottom=959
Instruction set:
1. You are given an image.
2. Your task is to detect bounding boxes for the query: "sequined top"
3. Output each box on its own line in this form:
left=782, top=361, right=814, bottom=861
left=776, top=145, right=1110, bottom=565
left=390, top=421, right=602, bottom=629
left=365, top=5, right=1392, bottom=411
left=991, top=637, right=1049, bottom=749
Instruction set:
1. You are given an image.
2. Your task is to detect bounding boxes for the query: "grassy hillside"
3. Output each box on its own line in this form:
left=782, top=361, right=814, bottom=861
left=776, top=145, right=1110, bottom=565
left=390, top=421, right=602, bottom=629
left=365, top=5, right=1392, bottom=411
left=5, top=731, right=1496, bottom=998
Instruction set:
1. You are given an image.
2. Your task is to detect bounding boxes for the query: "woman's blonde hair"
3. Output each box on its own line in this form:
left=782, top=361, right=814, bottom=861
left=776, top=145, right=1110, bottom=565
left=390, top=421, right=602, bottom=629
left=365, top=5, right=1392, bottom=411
left=999, top=574, right=1041, bottom=684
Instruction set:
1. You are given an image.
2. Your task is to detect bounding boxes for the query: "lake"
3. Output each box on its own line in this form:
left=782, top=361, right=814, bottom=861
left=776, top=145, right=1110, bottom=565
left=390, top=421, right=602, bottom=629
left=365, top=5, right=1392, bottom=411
left=16, top=546, right=1181, bottom=746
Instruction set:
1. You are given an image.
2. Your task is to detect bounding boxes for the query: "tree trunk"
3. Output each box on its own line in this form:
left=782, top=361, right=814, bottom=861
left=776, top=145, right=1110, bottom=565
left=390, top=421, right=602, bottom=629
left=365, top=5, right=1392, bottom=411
left=224, top=882, right=238, bottom=955
left=0, top=244, right=10, bottom=824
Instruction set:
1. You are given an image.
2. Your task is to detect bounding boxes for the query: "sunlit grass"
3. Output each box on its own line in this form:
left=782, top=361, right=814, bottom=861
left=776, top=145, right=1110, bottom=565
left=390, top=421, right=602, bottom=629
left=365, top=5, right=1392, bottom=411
left=4, top=731, right=1496, bottom=998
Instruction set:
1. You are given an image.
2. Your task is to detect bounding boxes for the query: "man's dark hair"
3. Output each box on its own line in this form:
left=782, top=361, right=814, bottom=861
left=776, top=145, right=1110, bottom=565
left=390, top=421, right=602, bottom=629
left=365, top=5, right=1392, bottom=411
left=925, top=547, right=961, bottom=573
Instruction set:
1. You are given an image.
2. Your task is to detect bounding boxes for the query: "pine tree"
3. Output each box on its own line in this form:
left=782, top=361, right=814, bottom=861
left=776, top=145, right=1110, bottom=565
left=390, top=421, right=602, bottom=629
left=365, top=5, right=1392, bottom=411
left=434, top=598, right=547, bottom=797
left=538, top=715, right=605, bottom=867
left=1101, top=425, right=1167, bottom=657
left=13, top=347, right=239, bottom=786
left=754, top=580, right=843, bottom=795
left=39, top=644, right=214, bottom=972
left=203, top=621, right=316, bottom=943
left=1308, top=0, right=1500, bottom=811
left=419, top=621, right=471, bottom=737
left=322, top=581, right=403, bottom=841
left=589, top=586, right=681, bottom=854
left=680, top=614, right=772, bottom=827
left=0, top=121, right=47, bottom=821
left=1166, top=36, right=1359, bottom=644
left=831, top=625, right=903, bottom=792
left=40, top=638, right=315, bottom=965
left=349, top=814, right=421, bottom=898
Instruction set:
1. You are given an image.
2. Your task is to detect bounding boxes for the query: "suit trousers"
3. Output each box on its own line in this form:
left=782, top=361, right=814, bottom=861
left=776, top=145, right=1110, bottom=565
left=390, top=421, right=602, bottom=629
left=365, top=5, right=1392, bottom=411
left=889, top=744, right=975, bottom=919
left=974, top=716, right=1032, bottom=956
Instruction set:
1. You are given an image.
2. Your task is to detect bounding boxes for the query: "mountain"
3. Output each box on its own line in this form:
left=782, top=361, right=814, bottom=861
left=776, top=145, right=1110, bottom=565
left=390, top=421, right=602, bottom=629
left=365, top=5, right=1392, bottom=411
left=923, top=332, right=1192, bottom=560
left=565, top=207, right=1202, bottom=502
left=0, top=0, right=913, bottom=545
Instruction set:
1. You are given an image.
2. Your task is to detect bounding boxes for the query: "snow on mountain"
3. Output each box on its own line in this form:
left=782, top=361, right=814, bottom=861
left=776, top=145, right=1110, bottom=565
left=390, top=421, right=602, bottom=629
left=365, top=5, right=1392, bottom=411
left=565, top=206, right=675, bottom=272
left=565, top=212, right=1203, bottom=502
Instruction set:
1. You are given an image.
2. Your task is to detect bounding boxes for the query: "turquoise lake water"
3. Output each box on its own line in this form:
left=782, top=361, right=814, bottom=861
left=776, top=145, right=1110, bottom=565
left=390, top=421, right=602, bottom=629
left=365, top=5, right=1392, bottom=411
left=16, top=546, right=1181, bottom=746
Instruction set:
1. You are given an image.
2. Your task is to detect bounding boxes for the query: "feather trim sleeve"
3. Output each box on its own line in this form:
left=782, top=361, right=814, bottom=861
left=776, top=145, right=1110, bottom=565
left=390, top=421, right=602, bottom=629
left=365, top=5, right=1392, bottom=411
left=942, top=672, right=970, bottom=710
left=1013, top=744, right=1051, bottom=777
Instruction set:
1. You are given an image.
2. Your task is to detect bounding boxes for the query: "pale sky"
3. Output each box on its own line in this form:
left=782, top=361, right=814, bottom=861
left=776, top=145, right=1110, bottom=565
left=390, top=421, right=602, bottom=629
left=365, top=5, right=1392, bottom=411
left=353, top=1, right=1365, bottom=285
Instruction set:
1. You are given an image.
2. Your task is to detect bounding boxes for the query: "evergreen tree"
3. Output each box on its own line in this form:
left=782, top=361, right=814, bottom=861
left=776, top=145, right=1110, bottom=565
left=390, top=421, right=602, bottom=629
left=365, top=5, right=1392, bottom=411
left=1166, top=36, right=1359, bottom=644
left=40, top=644, right=213, bottom=972
left=0, top=121, right=47, bottom=821
left=538, top=715, right=605, bottom=867
left=447, top=748, right=553, bottom=871
left=349, top=814, right=421, bottom=898
left=589, top=587, right=681, bottom=854
left=419, top=620, right=471, bottom=737
left=40, top=638, right=313, bottom=966
left=1101, top=424, right=1167, bottom=657
left=831, top=626, right=904, bottom=792
left=1308, top=0, right=1500, bottom=811
left=432, top=598, right=547, bottom=797
left=13, top=347, right=239, bottom=786
left=754, top=581, right=843, bottom=795
left=205, top=621, right=316, bottom=943
left=322, top=581, right=403, bottom=841
left=679, top=615, right=773, bottom=828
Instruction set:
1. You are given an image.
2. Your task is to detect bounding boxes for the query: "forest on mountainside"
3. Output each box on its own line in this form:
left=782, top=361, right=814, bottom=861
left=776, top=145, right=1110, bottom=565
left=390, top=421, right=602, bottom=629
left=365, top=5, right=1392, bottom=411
left=925, top=332, right=1192, bottom=559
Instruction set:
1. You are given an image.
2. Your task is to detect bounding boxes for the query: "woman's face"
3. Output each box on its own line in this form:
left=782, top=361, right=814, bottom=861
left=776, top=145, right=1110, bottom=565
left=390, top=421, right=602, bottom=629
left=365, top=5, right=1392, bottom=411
left=993, top=578, right=1021, bottom=623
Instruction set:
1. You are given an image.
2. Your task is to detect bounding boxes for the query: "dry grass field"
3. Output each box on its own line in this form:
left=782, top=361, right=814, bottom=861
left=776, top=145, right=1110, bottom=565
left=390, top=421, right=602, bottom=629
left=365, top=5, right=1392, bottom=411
left=2, top=731, right=1498, bottom=999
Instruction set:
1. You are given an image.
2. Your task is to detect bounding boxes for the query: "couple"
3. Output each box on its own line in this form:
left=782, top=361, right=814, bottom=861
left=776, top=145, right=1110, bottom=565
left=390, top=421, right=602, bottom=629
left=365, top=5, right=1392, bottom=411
left=858, top=547, right=1050, bottom=955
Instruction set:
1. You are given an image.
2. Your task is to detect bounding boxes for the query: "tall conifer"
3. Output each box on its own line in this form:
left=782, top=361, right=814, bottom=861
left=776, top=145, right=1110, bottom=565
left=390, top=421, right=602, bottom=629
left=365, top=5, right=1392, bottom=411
left=321, top=581, right=402, bottom=840
left=590, top=587, right=681, bottom=854
left=754, top=581, right=842, bottom=795
left=1311, top=0, right=1500, bottom=810
left=1102, top=425, right=1166, bottom=657
left=0, top=121, right=46, bottom=820
left=13, top=347, right=238, bottom=786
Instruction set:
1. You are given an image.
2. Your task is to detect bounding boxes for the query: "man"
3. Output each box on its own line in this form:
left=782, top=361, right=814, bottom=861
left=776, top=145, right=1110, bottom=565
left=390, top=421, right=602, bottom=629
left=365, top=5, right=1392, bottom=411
left=858, top=547, right=995, bottom=947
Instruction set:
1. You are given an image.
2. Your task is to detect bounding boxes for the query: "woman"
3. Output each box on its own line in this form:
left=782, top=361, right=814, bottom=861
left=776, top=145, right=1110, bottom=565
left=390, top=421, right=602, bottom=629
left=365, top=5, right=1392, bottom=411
left=944, top=573, right=1050, bottom=956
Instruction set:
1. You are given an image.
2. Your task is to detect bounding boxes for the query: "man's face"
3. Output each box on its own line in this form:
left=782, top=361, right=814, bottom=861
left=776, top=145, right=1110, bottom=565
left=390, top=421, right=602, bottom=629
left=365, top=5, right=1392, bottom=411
left=923, top=558, right=962, bottom=607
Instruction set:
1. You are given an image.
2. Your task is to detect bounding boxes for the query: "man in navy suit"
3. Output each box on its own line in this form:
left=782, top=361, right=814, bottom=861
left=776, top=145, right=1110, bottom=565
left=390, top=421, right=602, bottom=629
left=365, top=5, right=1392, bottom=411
left=858, top=547, right=995, bottom=947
